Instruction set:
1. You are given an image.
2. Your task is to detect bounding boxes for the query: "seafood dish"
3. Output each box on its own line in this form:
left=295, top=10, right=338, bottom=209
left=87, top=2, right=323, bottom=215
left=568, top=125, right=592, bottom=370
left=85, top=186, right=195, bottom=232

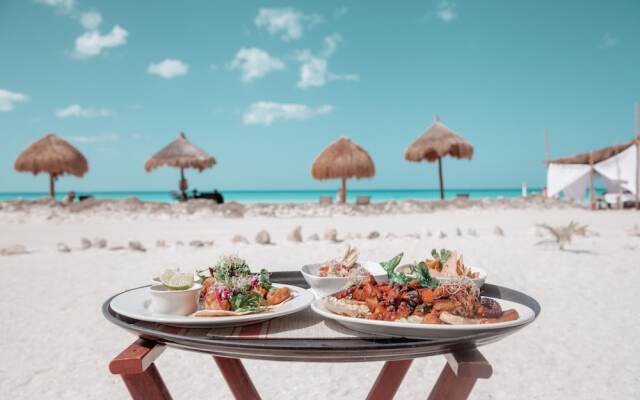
left=323, top=253, right=518, bottom=325
left=194, top=255, right=292, bottom=317
left=317, top=245, right=368, bottom=278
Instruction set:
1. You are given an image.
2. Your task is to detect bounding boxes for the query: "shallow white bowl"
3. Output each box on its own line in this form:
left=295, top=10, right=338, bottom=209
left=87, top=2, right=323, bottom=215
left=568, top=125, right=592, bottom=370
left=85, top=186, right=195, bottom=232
left=148, top=283, right=202, bottom=316
left=394, top=264, right=487, bottom=287
left=301, top=261, right=387, bottom=298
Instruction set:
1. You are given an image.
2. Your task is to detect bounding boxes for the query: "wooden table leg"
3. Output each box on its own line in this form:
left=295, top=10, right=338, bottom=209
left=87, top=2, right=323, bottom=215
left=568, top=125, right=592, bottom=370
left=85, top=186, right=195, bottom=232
left=213, top=356, right=262, bottom=400
left=109, top=338, right=172, bottom=400
left=427, top=348, right=493, bottom=400
left=366, top=359, right=413, bottom=400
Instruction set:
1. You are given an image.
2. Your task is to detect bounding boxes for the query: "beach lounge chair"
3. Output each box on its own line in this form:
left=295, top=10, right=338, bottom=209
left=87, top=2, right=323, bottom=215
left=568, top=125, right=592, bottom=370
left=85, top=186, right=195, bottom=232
left=319, top=196, right=333, bottom=205
left=356, top=195, right=371, bottom=205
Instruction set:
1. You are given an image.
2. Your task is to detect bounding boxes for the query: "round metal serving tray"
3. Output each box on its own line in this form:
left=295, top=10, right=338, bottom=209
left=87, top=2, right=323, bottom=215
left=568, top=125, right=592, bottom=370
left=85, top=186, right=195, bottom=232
left=103, top=271, right=540, bottom=363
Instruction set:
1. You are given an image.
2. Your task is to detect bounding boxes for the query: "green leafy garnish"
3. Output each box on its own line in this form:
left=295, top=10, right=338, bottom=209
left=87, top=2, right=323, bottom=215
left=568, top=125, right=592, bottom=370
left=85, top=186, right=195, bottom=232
left=230, top=291, right=263, bottom=311
left=380, top=253, right=411, bottom=285
left=258, top=268, right=272, bottom=290
left=411, top=261, right=439, bottom=289
left=213, top=255, right=251, bottom=284
left=380, top=254, right=439, bottom=288
left=431, top=248, right=452, bottom=263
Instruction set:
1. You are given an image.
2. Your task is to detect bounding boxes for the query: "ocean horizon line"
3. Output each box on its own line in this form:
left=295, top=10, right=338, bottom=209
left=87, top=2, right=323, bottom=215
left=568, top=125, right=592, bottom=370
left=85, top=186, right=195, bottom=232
left=0, top=187, right=541, bottom=195
left=0, top=188, right=548, bottom=204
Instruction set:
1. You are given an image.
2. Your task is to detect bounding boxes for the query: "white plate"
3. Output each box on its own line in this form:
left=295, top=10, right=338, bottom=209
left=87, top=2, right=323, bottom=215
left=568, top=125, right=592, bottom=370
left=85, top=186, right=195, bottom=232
left=311, top=297, right=535, bottom=339
left=394, top=265, right=487, bottom=287
left=111, top=283, right=314, bottom=327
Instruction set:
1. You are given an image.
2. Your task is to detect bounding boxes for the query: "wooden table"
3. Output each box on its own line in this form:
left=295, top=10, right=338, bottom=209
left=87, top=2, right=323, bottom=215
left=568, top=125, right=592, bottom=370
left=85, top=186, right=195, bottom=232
left=104, top=272, right=540, bottom=400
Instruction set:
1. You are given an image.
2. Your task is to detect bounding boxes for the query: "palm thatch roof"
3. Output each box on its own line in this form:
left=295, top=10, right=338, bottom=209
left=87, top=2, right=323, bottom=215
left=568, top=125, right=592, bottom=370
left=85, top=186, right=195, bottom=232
left=547, top=140, right=636, bottom=164
left=311, top=137, right=375, bottom=180
left=144, top=132, right=216, bottom=172
left=14, top=133, right=88, bottom=177
left=405, top=115, right=474, bottom=162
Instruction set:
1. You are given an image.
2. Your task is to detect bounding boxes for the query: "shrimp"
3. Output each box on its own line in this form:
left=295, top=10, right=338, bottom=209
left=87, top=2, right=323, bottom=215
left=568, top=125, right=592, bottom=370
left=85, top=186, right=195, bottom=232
left=266, top=287, right=291, bottom=306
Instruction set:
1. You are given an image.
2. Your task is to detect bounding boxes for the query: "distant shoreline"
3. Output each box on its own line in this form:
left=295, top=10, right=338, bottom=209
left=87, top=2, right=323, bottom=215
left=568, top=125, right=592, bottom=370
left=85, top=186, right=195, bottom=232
left=0, top=188, right=546, bottom=204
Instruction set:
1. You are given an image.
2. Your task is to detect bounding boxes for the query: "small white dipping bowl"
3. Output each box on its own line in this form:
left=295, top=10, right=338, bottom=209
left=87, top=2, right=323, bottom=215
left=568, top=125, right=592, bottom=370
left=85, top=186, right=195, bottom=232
left=301, top=261, right=387, bottom=298
left=393, top=264, right=487, bottom=288
left=151, top=272, right=203, bottom=286
left=149, top=283, right=202, bottom=316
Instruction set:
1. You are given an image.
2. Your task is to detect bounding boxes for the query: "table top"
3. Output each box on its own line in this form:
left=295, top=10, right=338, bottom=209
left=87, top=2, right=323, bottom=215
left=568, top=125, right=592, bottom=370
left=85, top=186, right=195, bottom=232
left=103, top=271, right=541, bottom=362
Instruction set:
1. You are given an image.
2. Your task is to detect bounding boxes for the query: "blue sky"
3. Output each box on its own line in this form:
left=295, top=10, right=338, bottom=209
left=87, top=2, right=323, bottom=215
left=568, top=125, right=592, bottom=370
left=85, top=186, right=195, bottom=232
left=1, top=0, right=639, bottom=192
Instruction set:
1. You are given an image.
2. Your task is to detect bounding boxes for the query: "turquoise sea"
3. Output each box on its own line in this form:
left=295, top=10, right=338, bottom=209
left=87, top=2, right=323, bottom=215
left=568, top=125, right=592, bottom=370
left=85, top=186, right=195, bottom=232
left=0, top=189, right=540, bottom=204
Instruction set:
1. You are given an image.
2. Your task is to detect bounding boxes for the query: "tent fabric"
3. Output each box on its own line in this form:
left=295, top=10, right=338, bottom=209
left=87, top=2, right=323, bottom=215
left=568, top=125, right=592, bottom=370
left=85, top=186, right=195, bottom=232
left=563, top=173, right=589, bottom=201
left=601, top=176, right=622, bottom=194
left=547, top=163, right=591, bottom=198
left=593, top=144, right=637, bottom=195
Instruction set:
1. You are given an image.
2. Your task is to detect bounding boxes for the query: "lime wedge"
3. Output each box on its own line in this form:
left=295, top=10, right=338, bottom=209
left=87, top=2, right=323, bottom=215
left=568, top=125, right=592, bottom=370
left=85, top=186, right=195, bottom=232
left=160, top=269, right=194, bottom=290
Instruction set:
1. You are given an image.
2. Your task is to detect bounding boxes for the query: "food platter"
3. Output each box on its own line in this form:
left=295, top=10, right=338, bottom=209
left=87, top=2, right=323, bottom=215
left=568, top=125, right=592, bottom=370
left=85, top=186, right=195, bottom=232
left=311, top=297, right=535, bottom=339
left=110, top=283, right=314, bottom=327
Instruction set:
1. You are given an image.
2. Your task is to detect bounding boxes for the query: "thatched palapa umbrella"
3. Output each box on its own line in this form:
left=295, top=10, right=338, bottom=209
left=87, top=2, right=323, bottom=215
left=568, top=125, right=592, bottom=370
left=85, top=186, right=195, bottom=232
left=405, top=115, right=473, bottom=199
left=311, top=137, right=375, bottom=204
left=14, top=133, right=89, bottom=198
left=144, top=132, right=216, bottom=195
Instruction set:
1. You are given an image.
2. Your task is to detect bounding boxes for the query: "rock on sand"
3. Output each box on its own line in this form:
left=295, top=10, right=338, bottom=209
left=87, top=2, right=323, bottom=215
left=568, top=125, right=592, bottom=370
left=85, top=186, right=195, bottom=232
left=0, top=245, right=29, bottom=256
left=255, top=230, right=272, bottom=245
left=128, top=241, right=147, bottom=252
left=232, top=235, right=250, bottom=244
left=287, top=226, right=303, bottom=242
left=57, top=243, right=71, bottom=253
left=80, top=238, right=92, bottom=250
left=324, top=229, right=338, bottom=242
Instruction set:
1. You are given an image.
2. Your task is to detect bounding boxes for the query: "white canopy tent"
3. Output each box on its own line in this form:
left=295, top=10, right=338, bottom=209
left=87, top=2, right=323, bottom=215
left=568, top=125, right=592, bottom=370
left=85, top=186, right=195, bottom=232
left=546, top=140, right=639, bottom=207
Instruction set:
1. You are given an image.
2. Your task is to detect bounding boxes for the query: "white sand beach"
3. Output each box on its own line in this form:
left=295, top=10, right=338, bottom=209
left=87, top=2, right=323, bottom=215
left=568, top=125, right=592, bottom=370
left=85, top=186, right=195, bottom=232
left=1, top=201, right=639, bottom=399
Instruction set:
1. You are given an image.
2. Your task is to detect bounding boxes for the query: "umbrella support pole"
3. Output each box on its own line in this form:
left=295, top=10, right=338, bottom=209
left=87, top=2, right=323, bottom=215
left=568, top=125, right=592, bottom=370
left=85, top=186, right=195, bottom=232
left=340, top=177, right=347, bottom=204
left=438, top=157, right=445, bottom=200
left=49, top=173, right=55, bottom=198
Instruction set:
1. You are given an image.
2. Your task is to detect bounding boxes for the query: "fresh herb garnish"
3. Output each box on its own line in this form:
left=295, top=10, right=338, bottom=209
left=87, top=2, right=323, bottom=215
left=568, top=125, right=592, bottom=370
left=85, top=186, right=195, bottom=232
left=430, top=248, right=452, bottom=263
left=213, top=255, right=252, bottom=284
left=258, top=268, right=272, bottom=290
left=411, top=261, right=439, bottom=289
left=230, top=291, right=263, bottom=311
left=380, top=253, right=439, bottom=288
left=380, top=253, right=411, bottom=285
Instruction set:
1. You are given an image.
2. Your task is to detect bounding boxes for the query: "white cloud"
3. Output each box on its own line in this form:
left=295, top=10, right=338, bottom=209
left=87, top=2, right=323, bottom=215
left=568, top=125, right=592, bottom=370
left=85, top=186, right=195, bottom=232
left=66, top=133, right=119, bottom=143
left=229, top=48, right=285, bottom=82
left=147, top=59, right=189, bottom=79
left=74, top=25, right=128, bottom=57
left=296, top=34, right=359, bottom=89
left=35, top=0, right=75, bottom=14
left=255, top=7, right=323, bottom=41
left=80, top=11, right=102, bottom=30
left=37, top=1, right=128, bottom=58
left=243, top=102, right=332, bottom=126
left=0, top=89, right=30, bottom=112
left=333, top=6, right=349, bottom=18
left=598, top=33, right=618, bottom=48
left=437, top=1, right=457, bottom=23
left=55, top=104, right=113, bottom=118
left=321, top=33, right=343, bottom=57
